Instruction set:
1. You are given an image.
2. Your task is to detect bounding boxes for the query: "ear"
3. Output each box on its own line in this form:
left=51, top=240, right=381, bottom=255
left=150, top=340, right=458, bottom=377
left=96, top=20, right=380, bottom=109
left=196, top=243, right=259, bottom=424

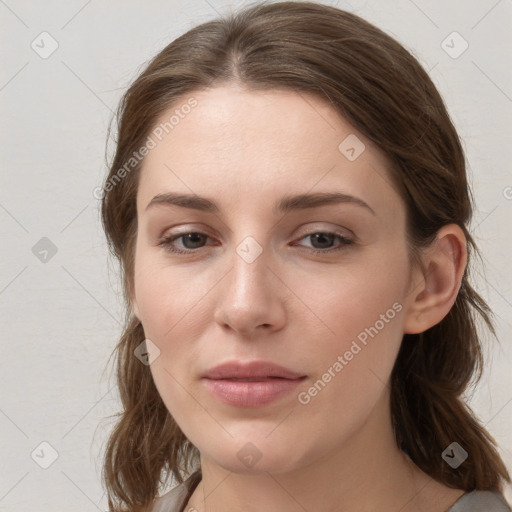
left=403, top=224, right=468, bottom=334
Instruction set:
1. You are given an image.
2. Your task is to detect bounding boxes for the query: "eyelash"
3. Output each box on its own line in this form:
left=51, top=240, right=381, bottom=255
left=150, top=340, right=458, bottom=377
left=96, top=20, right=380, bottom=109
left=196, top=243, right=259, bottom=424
left=157, top=231, right=354, bottom=255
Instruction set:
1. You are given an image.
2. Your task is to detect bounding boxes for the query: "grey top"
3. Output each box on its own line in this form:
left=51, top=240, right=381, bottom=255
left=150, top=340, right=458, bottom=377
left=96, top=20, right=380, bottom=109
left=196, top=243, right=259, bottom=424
left=150, top=482, right=188, bottom=512
left=150, top=479, right=512, bottom=512
left=446, top=490, right=512, bottom=511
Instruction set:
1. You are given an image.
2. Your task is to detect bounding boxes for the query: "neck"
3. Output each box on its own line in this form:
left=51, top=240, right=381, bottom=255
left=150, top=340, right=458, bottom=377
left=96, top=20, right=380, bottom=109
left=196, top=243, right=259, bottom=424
left=185, top=389, right=464, bottom=512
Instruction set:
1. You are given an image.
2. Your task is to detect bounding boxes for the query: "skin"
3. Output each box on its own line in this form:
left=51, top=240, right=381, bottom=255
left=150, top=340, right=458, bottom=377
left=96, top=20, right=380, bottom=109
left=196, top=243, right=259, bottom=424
left=131, top=84, right=468, bottom=512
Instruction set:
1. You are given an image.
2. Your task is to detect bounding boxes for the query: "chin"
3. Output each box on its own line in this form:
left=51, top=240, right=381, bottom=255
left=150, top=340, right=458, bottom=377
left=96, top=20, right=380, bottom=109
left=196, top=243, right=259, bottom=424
left=198, top=436, right=312, bottom=476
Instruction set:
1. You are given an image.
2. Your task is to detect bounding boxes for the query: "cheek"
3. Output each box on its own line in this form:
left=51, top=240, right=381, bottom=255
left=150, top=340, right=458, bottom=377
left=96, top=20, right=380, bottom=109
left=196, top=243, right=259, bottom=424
left=292, top=248, right=407, bottom=401
left=294, top=250, right=407, bottom=350
left=291, top=270, right=406, bottom=449
left=133, top=253, right=212, bottom=399
left=133, top=252, right=208, bottom=341
left=134, top=261, right=208, bottom=421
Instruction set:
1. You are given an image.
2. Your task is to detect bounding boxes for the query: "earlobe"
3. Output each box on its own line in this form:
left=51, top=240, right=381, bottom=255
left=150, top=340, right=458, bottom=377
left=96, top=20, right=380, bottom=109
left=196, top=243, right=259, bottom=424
left=403, top=224, right=467, bottom=335
left=132, top=300, right=140, bottom=320
left=131, top=290, right=140, bottom=320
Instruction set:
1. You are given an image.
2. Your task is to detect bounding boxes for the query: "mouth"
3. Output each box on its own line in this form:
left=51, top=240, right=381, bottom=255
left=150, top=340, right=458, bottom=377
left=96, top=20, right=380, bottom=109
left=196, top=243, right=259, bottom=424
left=218, top=377, right=294, bottom=382
left=201, top=360, right=305, bottom=380
left=201, top=374, right=307, bottom=408
left=200, top=360, right=306, bottom=407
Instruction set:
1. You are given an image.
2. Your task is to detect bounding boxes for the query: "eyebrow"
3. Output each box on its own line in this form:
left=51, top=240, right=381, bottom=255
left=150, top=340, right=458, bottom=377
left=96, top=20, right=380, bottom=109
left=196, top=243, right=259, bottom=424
left=145, top=191, right=376, bottom=216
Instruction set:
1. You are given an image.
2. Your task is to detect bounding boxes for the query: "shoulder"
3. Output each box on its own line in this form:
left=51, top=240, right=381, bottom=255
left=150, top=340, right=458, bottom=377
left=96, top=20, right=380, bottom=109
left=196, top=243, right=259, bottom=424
left=149, top=481, right=189, bottom=512
left=446, top=490, right=512, bottom=512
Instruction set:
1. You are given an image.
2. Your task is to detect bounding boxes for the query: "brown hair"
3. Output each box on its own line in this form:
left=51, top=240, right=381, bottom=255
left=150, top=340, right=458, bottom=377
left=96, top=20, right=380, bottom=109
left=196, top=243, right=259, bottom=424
left=100, top=2, right=510, bottom=510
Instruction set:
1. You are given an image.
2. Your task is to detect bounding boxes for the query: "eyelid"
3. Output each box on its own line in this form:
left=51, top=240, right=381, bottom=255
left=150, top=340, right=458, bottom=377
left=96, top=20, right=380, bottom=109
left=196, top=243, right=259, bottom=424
left=296, top=223, right=354, bottom=238
left=157, top=224, right=216, bottom=241
left=158, top=222, right=353, bottom=240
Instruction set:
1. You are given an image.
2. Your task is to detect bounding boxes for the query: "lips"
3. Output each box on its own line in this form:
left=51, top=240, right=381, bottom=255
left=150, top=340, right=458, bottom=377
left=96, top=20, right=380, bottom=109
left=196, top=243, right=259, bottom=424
left=201, top=360, right=305, bottom=380
left=201, top=361, right=306, bottom=407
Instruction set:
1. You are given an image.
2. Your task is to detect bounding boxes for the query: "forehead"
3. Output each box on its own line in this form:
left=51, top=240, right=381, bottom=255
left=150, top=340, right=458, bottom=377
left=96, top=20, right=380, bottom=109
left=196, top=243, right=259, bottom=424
left=137, top=84, right=401, bottom=218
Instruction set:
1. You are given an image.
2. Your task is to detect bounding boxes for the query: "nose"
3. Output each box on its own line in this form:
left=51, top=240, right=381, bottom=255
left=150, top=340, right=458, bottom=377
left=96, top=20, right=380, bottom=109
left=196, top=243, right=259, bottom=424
left=213, top=241, right=287, bottom=337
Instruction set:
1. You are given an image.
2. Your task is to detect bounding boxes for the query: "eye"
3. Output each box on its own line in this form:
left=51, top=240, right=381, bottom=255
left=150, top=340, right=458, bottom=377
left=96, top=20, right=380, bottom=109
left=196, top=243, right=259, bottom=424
left=294, top=231, right=354, bottom=254
left=157, top=232, right=212, bottom=254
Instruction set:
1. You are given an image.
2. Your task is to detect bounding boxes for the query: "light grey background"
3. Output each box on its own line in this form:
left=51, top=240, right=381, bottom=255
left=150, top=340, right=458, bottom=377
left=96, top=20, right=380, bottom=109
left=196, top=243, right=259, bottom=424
left=1, top=0, right=511, bottom=510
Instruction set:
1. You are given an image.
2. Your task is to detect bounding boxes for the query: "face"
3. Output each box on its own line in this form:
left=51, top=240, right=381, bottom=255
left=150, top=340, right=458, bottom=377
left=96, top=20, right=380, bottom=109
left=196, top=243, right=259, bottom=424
left=132, top=84, right=417, bottom=475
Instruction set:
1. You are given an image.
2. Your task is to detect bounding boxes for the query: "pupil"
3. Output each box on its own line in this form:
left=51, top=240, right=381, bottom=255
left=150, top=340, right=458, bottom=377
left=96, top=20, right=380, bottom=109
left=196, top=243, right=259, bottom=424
left=312, top=233, right=334, bottom=249
left=184, top=233, right=205, bottom=248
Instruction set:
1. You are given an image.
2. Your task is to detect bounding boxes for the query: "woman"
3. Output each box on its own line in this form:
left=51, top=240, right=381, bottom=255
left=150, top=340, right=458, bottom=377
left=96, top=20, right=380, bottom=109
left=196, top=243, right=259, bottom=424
left=100, top=2, right=511, bottom=511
